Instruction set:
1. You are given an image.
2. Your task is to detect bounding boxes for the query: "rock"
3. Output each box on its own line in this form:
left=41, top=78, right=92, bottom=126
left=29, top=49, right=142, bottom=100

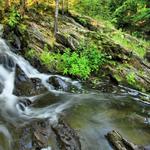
left=52, top=119, right=81, bottom=150
left=18, top=119, right=80, bottom=150
left=13, top=65, right=47, bottom=96
left=144, top=51, right=150, bottom=62
left=48, top=76, right=69, bottom=91
left=67, top=11, right=104, bottom=31
left=18, top=120, right=52, bottom=150
left=32, top=121, right=50, bottom=149
left=56, top=32, right=79, bottom=50
left=0, top=82, right=4, bottom=94
left=48, top=76, right=81, bottom=92
left=53, top=42, right=67, bottom=52
left=0, top=53, right=15, bottom=72
left=17, top=98, right=32, bottom=111
left=0, top=24, right=3, bottom=37
left=106, top=130, right=145, bottom=150
left=27, top=22, right=53, bottom=50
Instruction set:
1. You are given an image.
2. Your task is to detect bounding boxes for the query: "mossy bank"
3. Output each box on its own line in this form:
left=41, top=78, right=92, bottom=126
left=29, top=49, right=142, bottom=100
left=1, top=3, right=150, bottom=96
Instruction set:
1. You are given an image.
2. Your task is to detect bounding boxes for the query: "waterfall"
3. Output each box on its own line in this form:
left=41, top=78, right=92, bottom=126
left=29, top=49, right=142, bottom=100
left=0, top=38, right=82, bottom=125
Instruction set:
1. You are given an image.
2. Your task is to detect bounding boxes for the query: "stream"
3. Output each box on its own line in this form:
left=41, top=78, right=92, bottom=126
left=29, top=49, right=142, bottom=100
left=0, top=38, right=150, bottom=150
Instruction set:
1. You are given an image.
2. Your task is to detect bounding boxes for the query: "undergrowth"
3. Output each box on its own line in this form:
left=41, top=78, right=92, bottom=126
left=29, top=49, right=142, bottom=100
left=26, top=42, right=106, bottom=79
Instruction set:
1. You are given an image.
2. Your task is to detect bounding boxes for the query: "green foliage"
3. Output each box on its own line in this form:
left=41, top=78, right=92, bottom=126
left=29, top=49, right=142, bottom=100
left=60, top=42, right=106, bottom=79
left=126, top=72, right=136, bottom=85
left=26, top=42, right=106, bottom=79
left=75, top=0, right=111, bottom=19
left=61, top=48, right=91, bottom=79
left=75, top=0, right=150, bottom=38
left=7, top=7, right=21, bottom=28
left=26, top=48, right=36, bottom=57
left=112, top=0, right=137, bottom=28
left=111, top=30, right=148, bottom=58
left=18, top=23, right=27, bottom=33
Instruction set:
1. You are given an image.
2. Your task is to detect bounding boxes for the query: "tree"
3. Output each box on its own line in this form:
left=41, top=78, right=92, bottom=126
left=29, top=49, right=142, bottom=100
left=5, top=0, right=10, bottom=11
left=54, top=0, right=59, bottom=36
left=20, top=0, right=26, bottom=16
left=62, top=0, right=65, bottom=16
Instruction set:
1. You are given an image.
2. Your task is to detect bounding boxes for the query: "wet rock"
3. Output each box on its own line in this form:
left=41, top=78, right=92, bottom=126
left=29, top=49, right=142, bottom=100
left=14, top=65, right=47, bottom=96
left=18, top=120, right=51, bottom=150
left=0, top=24, right=3, bottom=37
left=32, top=121, right=50, bottom=149
left=52, top=119, right=81, bottom=150
left=18, top=98, right=32, bottom=111
left=48, top=76, right=80, bottom=92
left=106, top=130, right=145, bottom=150
left=0, top=53, right=15, bottom=71
left=48, top=76, right=69, bottom=91
left=18, top=119, right=80, bottom=150
left=0, top=82, right=4, bottom=94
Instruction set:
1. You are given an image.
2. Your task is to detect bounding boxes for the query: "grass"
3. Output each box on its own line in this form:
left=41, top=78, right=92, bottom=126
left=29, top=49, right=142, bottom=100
left=110, top=30, right=149, bottom=58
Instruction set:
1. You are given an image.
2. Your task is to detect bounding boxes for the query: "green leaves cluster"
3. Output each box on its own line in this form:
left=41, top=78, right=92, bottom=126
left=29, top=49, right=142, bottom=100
left=7, top=7, right=21, bottom=28
left=27, top=43, right=105, bottom=79
left=126, top=72, right=136, bottom=85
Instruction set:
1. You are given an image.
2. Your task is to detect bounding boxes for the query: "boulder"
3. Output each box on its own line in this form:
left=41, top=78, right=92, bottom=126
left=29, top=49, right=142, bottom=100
left=13, top=65, right=47, bottom=96
left=48, top=76, right=81, bottom=92
left=0, top=82, right=4, bottom=94
left=56, top=32, right=79, bottom=50
left=0, top=53, right=15, bottom=72
left=0, top=24, right=3, bottom=37
left=52, top=119, right=81, bottom=150
left=144, top=51, right=150, bottom=62
left=106, top=130, right=146, bottom=150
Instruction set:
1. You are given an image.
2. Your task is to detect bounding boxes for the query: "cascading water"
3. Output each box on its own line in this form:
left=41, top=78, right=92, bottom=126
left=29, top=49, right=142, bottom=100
left=0, top=38, right=83, bottom=150
left=0, top=37, right=150, bottom=150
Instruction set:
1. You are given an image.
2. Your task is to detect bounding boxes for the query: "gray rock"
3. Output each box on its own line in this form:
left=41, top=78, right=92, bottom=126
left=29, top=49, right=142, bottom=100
left=144, top=51, right=150, bottom=62
left=0, top=82, right=4, bottom=94
left=0, top=24, right=3, bottom=37
left=0, top=53, right=15, bottom=72
left=56, top=32, right=79, bottom=50
left=13, top=65, right=47, bottom=96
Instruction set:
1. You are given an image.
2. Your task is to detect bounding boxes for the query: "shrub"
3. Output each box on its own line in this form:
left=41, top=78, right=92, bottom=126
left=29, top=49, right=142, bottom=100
left=7, top=7, right=21, bottom=28
left=126, top=72, right=136, bottom=85
left=26, top=42, right=106, bottom=79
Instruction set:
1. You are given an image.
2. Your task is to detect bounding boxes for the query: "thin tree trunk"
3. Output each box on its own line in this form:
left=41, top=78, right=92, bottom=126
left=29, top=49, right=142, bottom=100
left=5, top=0, right=10, bottom=12
left=66, top=0, right=69, bottom=13
left=20, top=0, right=26, bottom=16
left=54, top=0, right=59, bottom=36
left=62, top=0, right=65, bottom=16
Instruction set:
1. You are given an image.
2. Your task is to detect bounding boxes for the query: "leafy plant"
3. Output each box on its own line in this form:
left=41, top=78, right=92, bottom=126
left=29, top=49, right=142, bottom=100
left=7, top=7, right=21, bottom=28
left=126, top=72, right=136, bottom=85
left=26, top=42, right=106, bottom=79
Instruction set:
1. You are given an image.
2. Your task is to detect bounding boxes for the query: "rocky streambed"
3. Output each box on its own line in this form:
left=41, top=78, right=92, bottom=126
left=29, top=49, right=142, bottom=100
left=0, top=6, right=150, bottom=150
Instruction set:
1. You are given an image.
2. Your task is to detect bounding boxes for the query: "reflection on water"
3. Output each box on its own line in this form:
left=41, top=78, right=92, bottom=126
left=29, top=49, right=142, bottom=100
left=0, top=89, right=150, bottom=149
left=64, top=92, right=150, bottom=149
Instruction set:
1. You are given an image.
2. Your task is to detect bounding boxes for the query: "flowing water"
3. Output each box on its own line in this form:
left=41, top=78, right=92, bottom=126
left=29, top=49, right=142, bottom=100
left=0, top=38, right=150, bottom=150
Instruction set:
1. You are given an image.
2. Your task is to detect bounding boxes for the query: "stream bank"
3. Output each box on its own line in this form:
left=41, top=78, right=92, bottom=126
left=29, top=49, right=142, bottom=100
left=0, top=3, right=150, bottom=96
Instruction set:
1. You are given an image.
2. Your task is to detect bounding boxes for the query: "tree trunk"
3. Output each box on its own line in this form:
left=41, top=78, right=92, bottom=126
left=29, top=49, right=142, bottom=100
left=66, top=0, right=69, bottom=13
left=5, top=0, right=10, bottom=12
left=62, top=0, right=65, bottom=16
left=54, top=0, right=59, bottom=36
left=20, top=0, right=26, bottom=16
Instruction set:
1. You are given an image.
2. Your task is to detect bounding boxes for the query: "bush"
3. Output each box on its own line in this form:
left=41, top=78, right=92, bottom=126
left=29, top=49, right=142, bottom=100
left=26, top=42, right=106, bottom=79
left=7, top=7, right=21, bottom=28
